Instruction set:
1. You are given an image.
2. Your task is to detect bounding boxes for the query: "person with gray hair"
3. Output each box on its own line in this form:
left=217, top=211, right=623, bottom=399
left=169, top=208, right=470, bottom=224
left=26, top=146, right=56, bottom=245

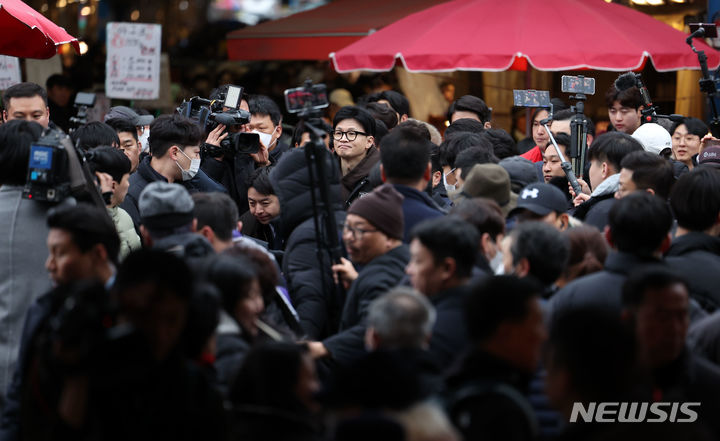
left=365, top=287, right=444, bottom=398
left=365, top=287, right=436, bottom=351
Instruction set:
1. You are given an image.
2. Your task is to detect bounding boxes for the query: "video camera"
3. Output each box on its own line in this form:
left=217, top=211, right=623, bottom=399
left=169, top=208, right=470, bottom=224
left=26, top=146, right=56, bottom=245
left=23, top=127, right=106, bottom=207
left=68, top=92, right=96, bottom=132
left=176, top=85, right=261, bottom=157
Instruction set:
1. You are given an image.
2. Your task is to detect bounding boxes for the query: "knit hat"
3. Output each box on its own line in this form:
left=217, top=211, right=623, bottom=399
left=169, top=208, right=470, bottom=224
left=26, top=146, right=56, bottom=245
left=631, top=123, right=671, bottom=155
left=347, top=184, right=404, bottom=240
left=104, top=105, right=154, bottom=126
left=499, top=156, right=539, bottom=193
left=139, top=182, right=194, bottom=230
left=450, top=164, right=517, bottom=217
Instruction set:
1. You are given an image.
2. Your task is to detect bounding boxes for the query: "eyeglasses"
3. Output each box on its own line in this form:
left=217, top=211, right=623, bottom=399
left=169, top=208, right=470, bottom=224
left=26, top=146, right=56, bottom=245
left=332, top=130, right=369, bottom=142
left=342, top=223, right=378, bottom=240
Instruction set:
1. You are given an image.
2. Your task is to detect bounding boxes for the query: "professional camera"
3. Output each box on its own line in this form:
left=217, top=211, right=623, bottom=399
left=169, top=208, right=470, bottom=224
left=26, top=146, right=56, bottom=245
left=176, top=85, right=260, bottom=156
left=68, top=92, right=96, bottom=131
left=23, top=127, right=106, bottom=206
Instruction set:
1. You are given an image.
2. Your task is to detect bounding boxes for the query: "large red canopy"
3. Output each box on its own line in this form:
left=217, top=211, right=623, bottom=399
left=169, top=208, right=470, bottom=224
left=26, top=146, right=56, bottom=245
left=0, top=0, right=79, bottom=59
left=227, top=0, right=445, bottom=61
left=331, top=0, right=720, bottom=73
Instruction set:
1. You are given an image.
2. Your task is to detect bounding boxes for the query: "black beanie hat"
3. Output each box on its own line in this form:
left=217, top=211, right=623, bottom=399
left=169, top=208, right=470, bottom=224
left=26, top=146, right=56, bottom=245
left=347, top=184, right=404, bottom=240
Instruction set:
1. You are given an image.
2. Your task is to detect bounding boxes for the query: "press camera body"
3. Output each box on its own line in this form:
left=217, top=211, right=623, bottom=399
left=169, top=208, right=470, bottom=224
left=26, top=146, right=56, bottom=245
left=23, top=128, right=104, bottom=206
left=176, top=85, right=260, bottom=157
left=68, top=92, right=97, bottom=132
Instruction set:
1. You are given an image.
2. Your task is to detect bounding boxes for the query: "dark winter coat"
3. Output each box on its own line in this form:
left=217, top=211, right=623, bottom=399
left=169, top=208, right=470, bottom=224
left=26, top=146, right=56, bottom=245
left=647, top=349, right=720, bottom=438
left=239, top=211, right=284, bottom=251
left=340, top=146, right=380, bottom=208
left=0, top=290, right=55, bottom=441
left=269, top=147, right=346, bottom=339
left=689, top=311, right=720, bottom=366
left=444, top=350, right=537, bottom=441
left=549, top=252, right=664, bottom=322
left=550, top=252, right=708, bottom=324
left=665, top=232, right=720, bottom=312
left=200, top=155, right=241, bottom=210
left=228, top=406, right=321, bottom=441
left=392, top=184, right=446, bottom=243
left=323, top=245, right=410, bottom=367
left=427, top=284, right=471, bottom=371
left=572, top=194, right=615, bottom=231
left=122, top=156, right=226, bottom=227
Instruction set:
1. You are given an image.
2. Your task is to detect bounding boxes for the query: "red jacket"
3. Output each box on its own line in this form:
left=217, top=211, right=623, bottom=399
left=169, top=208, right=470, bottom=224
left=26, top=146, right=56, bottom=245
left=520, top=146, right=543, bottom=163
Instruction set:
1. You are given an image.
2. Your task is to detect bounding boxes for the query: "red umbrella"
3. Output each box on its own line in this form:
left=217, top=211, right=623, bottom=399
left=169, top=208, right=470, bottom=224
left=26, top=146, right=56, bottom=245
left=330, top=0, right=720, bottom=73
left=0, top=0, right=79, bottom=59
left=227, top=0, right=444, bottom=61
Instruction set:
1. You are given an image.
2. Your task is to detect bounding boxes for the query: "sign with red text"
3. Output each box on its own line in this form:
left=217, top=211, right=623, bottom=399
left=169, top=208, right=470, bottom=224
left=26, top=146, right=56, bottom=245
left=0, top=56, right=21, bottom=90
left=105, top=22, right=162, bottom=100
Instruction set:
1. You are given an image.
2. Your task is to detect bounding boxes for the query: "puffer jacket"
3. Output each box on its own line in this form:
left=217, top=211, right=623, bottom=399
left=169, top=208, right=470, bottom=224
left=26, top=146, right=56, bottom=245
left=269, top=147, right=346, bottom=339
left=108, top=206, right=141, bottom=260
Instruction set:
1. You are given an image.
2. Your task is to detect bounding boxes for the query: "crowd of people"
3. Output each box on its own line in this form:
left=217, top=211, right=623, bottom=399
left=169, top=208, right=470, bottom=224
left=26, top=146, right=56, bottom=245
left=0, top=75, right=720, bottom=441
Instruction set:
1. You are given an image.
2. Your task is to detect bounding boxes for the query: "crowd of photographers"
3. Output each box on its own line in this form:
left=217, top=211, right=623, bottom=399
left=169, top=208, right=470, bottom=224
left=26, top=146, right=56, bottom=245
left=2, top=75, right=720, bottom=440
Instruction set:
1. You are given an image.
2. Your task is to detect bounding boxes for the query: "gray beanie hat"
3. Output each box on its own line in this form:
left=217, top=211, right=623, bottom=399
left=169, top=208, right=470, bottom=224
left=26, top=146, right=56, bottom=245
left=139, top=182, right=194, bottom=230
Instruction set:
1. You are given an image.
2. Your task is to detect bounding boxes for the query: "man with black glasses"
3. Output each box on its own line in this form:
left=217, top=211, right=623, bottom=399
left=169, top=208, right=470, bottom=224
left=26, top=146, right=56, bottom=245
left=332, top=106, right=379, bottom=208
left=306, top=185, right=409, bottom=368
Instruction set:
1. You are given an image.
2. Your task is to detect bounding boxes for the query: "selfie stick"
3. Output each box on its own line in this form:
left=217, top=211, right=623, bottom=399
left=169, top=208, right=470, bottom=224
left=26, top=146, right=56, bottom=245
left=541, top=108, right=584, bottom=197
left=687, top=27, right=720, bottom=138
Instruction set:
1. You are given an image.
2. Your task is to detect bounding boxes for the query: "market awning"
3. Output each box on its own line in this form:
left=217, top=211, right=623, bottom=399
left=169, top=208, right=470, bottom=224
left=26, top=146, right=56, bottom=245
left=330, top=0, right=720, bottom=73
left=227, top=0, right=446, bottom=61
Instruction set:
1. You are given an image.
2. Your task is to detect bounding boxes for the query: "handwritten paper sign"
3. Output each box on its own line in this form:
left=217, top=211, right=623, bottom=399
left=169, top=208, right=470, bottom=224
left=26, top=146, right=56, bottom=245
left=0, top=56, right=21, bottom=90
left=105, top=22, right=162, bottom=100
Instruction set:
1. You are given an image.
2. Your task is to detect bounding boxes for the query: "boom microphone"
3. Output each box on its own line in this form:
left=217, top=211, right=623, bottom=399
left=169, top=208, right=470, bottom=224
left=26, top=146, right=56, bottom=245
left=614, top=72, right=637, bottom=92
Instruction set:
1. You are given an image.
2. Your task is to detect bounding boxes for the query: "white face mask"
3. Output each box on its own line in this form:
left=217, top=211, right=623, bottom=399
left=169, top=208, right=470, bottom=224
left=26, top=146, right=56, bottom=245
left=443, top=168, right=457, bottom=193
left=252, top=127, right=277, bottom=149
left=176, top=148, right=200, bottom=181
left=138, top=128, right=150, bottom=153
left=490, top=250, right=505, bottom=275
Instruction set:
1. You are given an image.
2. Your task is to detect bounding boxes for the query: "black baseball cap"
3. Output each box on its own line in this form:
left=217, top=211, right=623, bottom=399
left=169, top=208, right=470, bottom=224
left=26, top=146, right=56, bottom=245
left=509, top=183, right=568, bottom=217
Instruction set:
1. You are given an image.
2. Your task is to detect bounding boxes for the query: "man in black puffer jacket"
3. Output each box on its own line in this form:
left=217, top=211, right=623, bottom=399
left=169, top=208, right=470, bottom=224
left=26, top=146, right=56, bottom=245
left=269, top=147, right=346, bottom=340
left=665, top=168, right=720, bottom=312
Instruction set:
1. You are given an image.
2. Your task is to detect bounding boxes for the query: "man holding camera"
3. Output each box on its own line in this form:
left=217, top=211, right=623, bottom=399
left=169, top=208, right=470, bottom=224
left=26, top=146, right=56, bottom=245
left=202, top=93, right=287, bottom=214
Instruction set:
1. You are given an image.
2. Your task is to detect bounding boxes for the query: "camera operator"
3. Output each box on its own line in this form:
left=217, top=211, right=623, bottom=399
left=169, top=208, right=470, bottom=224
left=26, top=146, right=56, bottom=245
left=0, top=120, right=49, bottom=414
left=121, top=114, right=226, bottom=229
left=201, top=91, right=288, bottom=214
